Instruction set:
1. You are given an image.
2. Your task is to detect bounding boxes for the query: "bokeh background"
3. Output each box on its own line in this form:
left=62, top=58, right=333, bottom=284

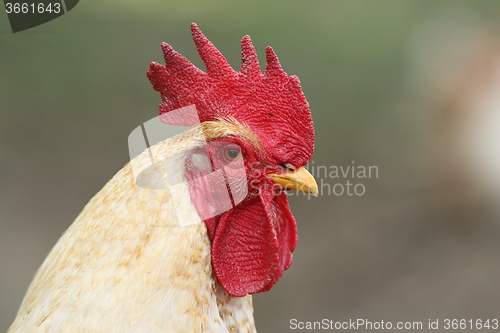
left=2, top=1, right=500, bottom=332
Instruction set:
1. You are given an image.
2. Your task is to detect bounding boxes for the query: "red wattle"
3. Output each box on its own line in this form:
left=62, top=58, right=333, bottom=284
left=210, top=182, right=298, bottom=297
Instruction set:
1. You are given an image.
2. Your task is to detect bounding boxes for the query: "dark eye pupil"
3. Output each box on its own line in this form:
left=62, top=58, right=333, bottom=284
left=227, top=149, right=239, bottom=159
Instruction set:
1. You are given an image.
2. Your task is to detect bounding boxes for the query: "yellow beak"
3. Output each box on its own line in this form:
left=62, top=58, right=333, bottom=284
left=266, top=167, right=318, bottom=196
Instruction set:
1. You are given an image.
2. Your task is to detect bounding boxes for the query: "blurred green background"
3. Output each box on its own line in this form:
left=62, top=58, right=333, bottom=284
left=2, top=1, right=500, bottom=332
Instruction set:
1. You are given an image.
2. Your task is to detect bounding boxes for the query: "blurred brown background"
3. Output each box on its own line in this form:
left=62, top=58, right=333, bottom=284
left=2, top=1, right=500, bottom=332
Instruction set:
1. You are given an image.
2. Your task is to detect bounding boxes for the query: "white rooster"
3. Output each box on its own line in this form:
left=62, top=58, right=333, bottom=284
left=8, top=23, right=317, bottom=333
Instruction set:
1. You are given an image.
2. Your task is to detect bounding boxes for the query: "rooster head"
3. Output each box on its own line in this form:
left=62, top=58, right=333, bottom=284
left=147, top=23, right=316, bottom=297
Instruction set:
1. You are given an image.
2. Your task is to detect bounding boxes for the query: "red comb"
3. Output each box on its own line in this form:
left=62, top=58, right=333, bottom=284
left=147, top=23, right=314, bottom=166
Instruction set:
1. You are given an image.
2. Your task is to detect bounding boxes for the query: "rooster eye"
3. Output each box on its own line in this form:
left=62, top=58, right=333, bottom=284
left=224, top=148, right=241, bottom=161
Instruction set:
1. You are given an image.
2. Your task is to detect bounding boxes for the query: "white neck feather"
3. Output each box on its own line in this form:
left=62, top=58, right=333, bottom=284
left=9, top=130, right=256, bottom=333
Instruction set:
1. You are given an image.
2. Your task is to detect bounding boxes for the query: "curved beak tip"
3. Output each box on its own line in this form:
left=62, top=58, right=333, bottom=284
left=267, top=167, right=318, bottom=197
